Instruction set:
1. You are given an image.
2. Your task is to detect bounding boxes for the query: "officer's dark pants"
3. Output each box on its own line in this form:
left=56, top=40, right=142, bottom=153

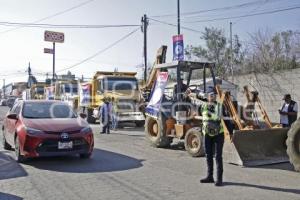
left=204, top=133, right=224, bottom=179
left=101, top=117, right=110, bottom=134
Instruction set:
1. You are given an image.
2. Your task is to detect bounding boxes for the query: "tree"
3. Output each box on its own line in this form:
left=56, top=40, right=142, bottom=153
left=244, top=29, right=300, bottom=73
left=185, top=27, right=244, bottom=78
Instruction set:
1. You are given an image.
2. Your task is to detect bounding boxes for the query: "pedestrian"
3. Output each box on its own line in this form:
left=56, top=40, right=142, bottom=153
left=200, top=92, right=233, bottom=187
left=111, top=97, right=118, bottom=130
left=99, top=97, right=111, bottom=134
left=278, top=94, right=298, bottom=128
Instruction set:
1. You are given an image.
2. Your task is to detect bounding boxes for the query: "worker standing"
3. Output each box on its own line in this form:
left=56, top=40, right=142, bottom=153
left=279, top=94, right=298, bottom=127
left=99, top=97, right=112, bottom=134
left=200, top=92, right=233, bottom=186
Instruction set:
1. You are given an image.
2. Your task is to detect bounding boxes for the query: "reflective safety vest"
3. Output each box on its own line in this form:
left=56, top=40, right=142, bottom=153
left=201, top=102, right=224, bottom=136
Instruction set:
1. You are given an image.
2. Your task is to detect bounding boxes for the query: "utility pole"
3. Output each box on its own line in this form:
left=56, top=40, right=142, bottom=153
left=2, top=79, right=5, bottom=99
left=141, top=14, right=148, bottom=82
left=53, top=42, right=56, bottom=84
left=177, top=0, right=180, bottom=35
left=230, top=22, right=234, bottom=82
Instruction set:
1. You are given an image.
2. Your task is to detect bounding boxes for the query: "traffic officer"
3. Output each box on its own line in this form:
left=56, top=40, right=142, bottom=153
left=200, top=92, right=233, bottom=186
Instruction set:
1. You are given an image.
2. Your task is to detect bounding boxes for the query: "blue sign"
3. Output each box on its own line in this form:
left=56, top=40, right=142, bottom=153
left=173, top=34, right=184, bottom=61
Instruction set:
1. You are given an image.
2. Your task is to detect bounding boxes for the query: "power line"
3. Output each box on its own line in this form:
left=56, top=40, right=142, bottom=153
left=233, top=0, right=269, bottom=24
left=183, top=5, right=300, bottom=23
left=56, top=28, right=140, bottom=73
left=0, top=0, right=96, bottom=34
left=148, top=18, right=201, bottom=33
left=180, top=3, right=298, bottom=21
left=0, top=72, right=27, bottom=77
left=0, top=21, right=140, bottom=29
left=150, top=0, right=285, bottom=18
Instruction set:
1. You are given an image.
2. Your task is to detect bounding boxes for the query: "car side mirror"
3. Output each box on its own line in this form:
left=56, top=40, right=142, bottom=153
left=7, top=113, right=18, bottom=120
left=79, top=113, right=87, bottom=119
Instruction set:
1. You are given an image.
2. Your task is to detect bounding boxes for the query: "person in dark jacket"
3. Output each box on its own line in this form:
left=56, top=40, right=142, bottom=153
left=279, top=94, right=298, bottom=127
left=173, top=78, right=188, bottom=100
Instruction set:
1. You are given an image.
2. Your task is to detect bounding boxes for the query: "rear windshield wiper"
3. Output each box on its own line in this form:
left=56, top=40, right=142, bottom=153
left=23, top=116, right=37, bottom=119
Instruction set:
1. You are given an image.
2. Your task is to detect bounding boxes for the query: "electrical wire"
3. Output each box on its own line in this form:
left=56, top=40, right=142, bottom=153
left=183, top=6, right=300, bottom=23
left=56, top=28, right=140, bottom=73
left=0, top=72, right=27, bottom=77
left=150, top=0, right=285, bottom=18
left=0, top=21, right=140, bottom=29
left=233, top=0, right=269, bottom=24
left=0, top=0, right=96, bottom=34
left=148, top=18, right=201, bottom=33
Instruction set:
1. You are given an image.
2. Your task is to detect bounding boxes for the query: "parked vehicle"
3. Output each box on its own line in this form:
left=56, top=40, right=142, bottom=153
left=55, top=80, right=79, bottom=110
left=0, top=99, right=7, bottom=106
left=79, top=71, right=145, bottom=126
left=23, top=83, right=47, bottom=100
left=6, top=96, right=17, bottom=108
left=2, top=100, right=94, bottom=162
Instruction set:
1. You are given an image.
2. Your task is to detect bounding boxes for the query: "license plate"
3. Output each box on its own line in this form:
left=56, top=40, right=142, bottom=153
left=58, top=141, right=73, bottom=149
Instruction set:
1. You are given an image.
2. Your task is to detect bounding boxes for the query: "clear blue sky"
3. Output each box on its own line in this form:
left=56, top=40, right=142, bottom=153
left=0, top=0, right=299, bottom=85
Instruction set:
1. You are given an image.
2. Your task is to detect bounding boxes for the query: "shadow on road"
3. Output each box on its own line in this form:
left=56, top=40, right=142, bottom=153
left=224, top=182, right=300, bottom=195
left=0, top=192, right=23, bottom=200
left=252, top=162, right=296, bottom=172
left=0, top=151, right=28, bottom=180
left=24, top=148, right=144, bottom=173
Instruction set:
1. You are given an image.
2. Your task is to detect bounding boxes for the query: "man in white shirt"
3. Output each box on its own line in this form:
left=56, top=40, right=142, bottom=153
left=99, top=97, right=112, bottom=134
left=279, top=94, right=298, bottom=127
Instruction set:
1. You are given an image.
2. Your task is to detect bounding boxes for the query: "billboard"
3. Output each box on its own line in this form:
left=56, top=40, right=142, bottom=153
left=79, top=83, right=91, bottom=106
left=145, top=72, right=169, bottom=118
left=173, top=34, right=184, bottom=61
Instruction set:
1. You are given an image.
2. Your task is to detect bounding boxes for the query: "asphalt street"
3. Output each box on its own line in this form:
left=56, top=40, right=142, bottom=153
left=0, top=106, right=299, bottom=200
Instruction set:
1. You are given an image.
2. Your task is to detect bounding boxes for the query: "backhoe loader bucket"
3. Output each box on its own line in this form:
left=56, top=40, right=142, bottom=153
left=223, top=128, right=290, bottom=166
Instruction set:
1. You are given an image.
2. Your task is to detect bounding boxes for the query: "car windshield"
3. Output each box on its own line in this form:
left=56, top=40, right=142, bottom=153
left=22, top=102, right=76, bottom=119
left=63, top=84, right=78, bottom=94
left=101, top=77, right=138, bottom=91
left=7, top=98, right=15, bottom=103
left=36, top=87, right=44, bottom=94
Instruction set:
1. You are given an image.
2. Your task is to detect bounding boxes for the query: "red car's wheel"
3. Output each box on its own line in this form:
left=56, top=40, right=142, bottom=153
left=80, top=153, right=92, bottom=159
left=15, top=135, right=27, bottom=163
left=2, top=128, right=12, bottom=150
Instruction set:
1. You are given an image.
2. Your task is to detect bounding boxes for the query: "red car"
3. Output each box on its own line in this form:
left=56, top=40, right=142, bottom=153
left=2, top=100, right=94, bottom=162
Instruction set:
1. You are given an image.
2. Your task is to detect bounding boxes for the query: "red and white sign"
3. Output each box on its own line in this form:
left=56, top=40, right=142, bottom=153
left=44, top=48, right=54, bottom=54
left=44, top=30, right=64, bottom=43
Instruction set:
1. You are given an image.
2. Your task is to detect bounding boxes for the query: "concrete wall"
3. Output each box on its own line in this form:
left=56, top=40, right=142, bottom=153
left=231, top=68, right=300, bottom=123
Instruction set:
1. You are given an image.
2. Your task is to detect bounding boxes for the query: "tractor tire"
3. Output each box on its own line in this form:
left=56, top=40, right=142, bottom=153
left=15, top=135, right=27, bottom=163
left=184, top=127, right=205, bottom=157
left=286, top=119, right=300, bottom=172
left=2, top=127, right=12, bottom=150
left=286, top=120, right=300, bottom=172
left=145, top=116, right=172, bottom=148
left=80, top=153, right=92, bottom=159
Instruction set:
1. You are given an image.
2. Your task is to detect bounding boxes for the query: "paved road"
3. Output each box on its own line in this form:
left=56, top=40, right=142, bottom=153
left=0, top=106, right=299, bottom=200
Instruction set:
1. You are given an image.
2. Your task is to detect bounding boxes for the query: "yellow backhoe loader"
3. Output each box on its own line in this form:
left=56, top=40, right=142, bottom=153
left=144, top=47, right=299, bottom=171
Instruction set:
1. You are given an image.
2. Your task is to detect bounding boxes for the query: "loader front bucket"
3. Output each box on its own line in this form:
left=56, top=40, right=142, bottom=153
left=223, top=128, right=290, bottom=166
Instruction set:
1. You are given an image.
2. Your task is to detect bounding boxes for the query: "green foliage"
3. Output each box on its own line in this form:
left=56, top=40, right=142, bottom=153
left=185, top=27, right=300, bottom=76
left=185, top=27, right=244, bottom=78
